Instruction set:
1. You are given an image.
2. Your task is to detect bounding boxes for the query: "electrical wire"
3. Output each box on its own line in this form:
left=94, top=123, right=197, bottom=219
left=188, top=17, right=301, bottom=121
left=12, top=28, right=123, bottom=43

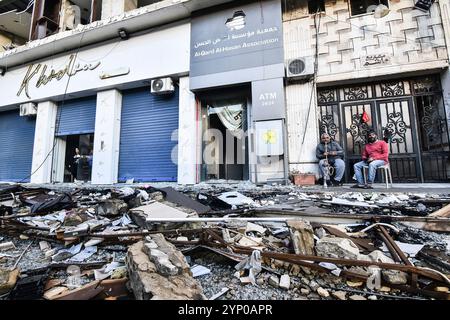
left=18, top=29, right=88, bottom=183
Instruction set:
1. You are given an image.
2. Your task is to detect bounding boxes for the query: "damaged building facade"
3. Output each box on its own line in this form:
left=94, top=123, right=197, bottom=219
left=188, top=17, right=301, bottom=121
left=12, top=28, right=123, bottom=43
left=0, top=0, right=449, bottom=185
left=284, top=0, right=450, bottom=183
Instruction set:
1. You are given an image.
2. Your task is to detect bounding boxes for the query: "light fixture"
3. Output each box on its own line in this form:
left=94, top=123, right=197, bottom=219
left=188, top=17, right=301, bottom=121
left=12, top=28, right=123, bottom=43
left=118, top=28, right=129, bottom=40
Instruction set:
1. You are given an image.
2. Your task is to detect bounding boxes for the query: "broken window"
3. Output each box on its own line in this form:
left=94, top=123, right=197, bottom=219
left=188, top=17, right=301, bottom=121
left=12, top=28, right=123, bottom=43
left=30, top=0, right=101, bottom=40
left=349, top=0, right=389, bottom=16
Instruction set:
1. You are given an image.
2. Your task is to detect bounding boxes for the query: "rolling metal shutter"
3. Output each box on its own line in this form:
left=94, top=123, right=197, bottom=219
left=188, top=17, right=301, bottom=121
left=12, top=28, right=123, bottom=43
left=55, top=96, right=96, bottom=136
left=0, top=110, right=36, bottom=182
left=119, top=87, right=179, bottom=182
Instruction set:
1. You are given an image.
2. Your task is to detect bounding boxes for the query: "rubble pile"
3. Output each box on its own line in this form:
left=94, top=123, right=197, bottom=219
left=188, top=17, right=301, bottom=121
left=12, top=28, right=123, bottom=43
left=0, top=183, right=449, bottom=300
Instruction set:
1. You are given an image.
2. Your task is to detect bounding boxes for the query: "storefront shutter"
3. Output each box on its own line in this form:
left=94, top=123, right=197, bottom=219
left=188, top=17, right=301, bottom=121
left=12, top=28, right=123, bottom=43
left=55, top=96, right=96, bottom=136
left=119, top=87, right=179, bottom=182
left=0, top=110, right=36, bottom=182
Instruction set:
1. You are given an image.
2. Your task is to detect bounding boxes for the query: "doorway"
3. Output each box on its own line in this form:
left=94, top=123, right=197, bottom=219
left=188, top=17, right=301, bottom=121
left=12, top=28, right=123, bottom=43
left=61, top=134, right=94, bottom=182
left=201, top=99, right=249, bottom=181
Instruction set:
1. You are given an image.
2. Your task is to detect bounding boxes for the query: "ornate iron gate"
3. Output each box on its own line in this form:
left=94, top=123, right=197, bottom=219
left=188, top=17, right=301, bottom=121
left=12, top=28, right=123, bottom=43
left=318, top=75, right=450, bottom=183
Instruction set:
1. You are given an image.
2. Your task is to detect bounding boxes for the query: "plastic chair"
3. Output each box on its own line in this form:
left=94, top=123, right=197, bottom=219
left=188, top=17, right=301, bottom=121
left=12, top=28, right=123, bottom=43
left=363, top=163, right=393, bottom=188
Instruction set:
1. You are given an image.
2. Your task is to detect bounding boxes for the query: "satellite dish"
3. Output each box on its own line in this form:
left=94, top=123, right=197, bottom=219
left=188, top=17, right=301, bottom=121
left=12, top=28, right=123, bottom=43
left=374, top=4, right=390, bottom=18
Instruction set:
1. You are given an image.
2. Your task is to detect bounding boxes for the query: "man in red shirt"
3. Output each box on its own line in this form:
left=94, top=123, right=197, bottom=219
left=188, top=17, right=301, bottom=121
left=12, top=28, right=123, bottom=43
left=353, top=130, right=389, bottom=189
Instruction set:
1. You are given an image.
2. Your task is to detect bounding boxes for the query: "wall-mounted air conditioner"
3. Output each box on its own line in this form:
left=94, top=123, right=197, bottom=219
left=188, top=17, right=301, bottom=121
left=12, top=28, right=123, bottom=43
left=285, top=57, right=314, bottom=80
left=19, top=102, right=37, bottom=117
left=151, top=77, right=175, bottom=95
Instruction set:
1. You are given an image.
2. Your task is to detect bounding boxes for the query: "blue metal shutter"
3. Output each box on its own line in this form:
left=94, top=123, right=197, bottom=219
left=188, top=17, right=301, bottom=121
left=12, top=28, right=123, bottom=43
left=119, top=87, right=179, bottom=182
left=0, top=110, right=36, bottom=182
left=56, top=96, right=96, bottom=136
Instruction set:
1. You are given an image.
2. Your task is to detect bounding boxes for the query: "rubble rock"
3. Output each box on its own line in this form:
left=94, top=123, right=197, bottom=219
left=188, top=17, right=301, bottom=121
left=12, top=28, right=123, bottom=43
left=0, top=268, right=20, bottom=294
left=316, top=237, right=360, bottom=260
left=300, top=288, right=310, bottom=295
left=332, top=290, right=347, bottom=300
left=368, top=250, right=395, bottom=263
left=287, top=220, right=315, bottom=255
left=367, top=295, right=378, bottom=300
left=126, top=241, right=205, bottom=300
left=315, top=227, right=327, bottom=239
left=349, top=294, right=367, bottom=300
left=95, top=199, right=128, bottom=216
left=268, top=275, right=279, bottom=288
left=279, top=275, right=290, bottom=290
left=309, top=280, right=319, bottom=291
left=317, top=287, right=329, bottom=298
left=382, top=269, right=408, bottom=285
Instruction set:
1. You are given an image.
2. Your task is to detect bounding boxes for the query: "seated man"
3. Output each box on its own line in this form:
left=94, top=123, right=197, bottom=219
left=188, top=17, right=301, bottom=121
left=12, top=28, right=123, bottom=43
left=316, top=133, right=345, bottom=186
left=353, top=130, right=389, bottom=189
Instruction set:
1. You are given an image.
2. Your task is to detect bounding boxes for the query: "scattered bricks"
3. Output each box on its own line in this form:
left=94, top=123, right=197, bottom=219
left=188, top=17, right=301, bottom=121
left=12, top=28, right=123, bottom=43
left=279, top=275, right=291, bottom=290
left=126, top=241, right=205, bottom=300
left=317, top=287, right=330, bottom=298
left=316, top=237, right=360, bottom=260
left=287, top=220, right=315, bottom=255
left=332, top=290, right=347, bottom=300
left=268, top=275, right=279, bottom=288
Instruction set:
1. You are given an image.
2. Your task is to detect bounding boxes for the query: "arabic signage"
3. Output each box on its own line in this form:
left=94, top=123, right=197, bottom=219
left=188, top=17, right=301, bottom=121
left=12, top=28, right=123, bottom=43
left=17, top=54, right=101, bottom=99
left=252, top=78, right=285, bottom=121
left=361, top=53, right=391, bottom=68
left=190, top=0, right=284, bottom=90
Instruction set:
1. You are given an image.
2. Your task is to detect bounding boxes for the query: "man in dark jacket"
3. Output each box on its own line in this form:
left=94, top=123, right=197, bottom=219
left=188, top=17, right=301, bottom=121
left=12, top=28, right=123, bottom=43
left=316, top=133, right=345, bottom=186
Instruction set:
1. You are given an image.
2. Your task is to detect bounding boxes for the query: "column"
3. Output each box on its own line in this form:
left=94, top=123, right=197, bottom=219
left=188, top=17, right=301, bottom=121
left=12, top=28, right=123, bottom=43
left=177, top=77, right=198, bottom=185
left=92, top=89, right=122, bottom=184
left=31, top=101, right=58, bottom=183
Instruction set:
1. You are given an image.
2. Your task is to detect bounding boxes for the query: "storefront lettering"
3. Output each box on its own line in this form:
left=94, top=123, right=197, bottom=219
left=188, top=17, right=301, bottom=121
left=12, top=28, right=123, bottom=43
left=259, top=92, right=277, bottom=107
left=17, top=54, right=101, bottom=99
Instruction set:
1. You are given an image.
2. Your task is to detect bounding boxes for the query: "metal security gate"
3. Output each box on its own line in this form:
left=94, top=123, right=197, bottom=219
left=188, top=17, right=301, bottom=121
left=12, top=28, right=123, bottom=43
left=318, top=75, right=450, bottom=182
left=118, top=87, right=179, bottom=182
left=0, top=110, right=36, bottom=182
left=55, top=96, right=97, bottom=136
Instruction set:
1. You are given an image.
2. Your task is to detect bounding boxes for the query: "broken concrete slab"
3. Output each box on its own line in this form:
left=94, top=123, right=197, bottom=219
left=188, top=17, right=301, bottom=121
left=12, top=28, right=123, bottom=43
left=316, top=237, right=360, bottom=260
left=159, top=187, right=210, bottom=214
left=268, top=275, right=279, bottom=288
left=126, top=241, right=205, bottom=300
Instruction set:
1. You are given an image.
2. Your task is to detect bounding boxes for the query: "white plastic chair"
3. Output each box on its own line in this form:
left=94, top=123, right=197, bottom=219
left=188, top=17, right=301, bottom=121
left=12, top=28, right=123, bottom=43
left=363, top=163, right=393, bottom=188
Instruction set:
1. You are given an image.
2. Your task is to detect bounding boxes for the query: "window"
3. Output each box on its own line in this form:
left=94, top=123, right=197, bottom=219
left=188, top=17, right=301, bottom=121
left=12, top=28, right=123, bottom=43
left=308, top=0, right=325, bottom=14
left=349, top=0, right=389, bottom=16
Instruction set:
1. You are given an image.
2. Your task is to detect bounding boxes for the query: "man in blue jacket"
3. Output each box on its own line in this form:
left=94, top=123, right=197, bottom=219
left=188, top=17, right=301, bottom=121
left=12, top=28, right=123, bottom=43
left=316, top=133, right=345, bottom=186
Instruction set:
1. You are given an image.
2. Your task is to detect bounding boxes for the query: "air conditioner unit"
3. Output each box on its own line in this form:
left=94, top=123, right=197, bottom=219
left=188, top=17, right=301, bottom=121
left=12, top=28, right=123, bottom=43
left=285, top=57, right=314, bottom=80
left=19, top=102, right=37, bottom=117
left=151, top=77, right=174, bottom=95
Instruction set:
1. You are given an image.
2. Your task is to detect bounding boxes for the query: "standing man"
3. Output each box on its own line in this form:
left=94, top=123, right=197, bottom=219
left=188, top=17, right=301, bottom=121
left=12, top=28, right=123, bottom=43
left=353, top=130, right=389, bottom=189
left=316, top=133, right=345, bottom=186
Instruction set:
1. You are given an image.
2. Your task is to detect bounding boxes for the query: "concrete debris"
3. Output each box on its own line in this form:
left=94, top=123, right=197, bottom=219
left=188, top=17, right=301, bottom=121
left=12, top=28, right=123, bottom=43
left=0, top=184, right=449, bottom=300
left=316, top=237, right=360, bottom=260
left=279, top=275, right=290, bottom=290
left=126, top=240, right=205, bottom=300
left=287, top=220, right=315, bottom=255
left=268, top=275, right=279, bottom=288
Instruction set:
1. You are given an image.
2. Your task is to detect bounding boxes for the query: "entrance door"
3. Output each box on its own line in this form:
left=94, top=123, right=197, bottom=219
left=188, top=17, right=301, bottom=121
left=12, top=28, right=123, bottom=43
left=202, top=99, right=248, bottom=181
left=342, top=98, right=421, bottom=182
